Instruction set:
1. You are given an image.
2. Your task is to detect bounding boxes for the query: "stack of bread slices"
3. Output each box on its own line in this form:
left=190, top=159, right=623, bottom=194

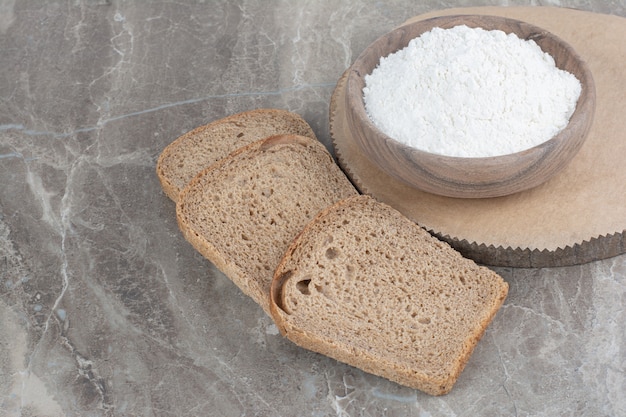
left=156, top=108, right=508, bottom=396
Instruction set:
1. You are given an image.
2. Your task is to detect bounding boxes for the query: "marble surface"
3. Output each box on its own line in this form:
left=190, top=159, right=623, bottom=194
left=1, top=1, right=625, bottom=416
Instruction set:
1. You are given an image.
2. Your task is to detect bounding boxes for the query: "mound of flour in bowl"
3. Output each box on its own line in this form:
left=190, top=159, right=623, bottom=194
left=362, top=25, right=582, bottom=157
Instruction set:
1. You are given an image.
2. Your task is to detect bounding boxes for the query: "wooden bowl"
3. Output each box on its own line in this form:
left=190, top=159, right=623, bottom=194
left=345, top=15, right=596, bottom=198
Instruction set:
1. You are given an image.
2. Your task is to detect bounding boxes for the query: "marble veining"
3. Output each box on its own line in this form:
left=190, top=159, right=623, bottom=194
left=1, top=1, right=625, bottom=416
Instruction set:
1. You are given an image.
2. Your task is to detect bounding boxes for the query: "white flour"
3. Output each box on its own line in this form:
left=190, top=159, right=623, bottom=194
left=363, top=25, right=582, bottom=157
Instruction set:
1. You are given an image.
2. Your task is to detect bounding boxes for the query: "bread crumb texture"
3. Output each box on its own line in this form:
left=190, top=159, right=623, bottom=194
left=177, top=135, right=357, bottom=314
left=157, top=109, right=317, bottom=201
left=271, top=195, right=508, bottom=395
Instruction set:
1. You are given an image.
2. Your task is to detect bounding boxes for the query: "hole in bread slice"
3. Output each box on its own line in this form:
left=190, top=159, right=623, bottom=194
left=325, top=247, right=339, bottom=259
left=296, top=279, right=312, bottom=295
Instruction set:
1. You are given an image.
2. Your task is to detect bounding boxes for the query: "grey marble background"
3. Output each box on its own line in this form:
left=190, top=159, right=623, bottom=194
left=1, top=1, right=625, bottom=416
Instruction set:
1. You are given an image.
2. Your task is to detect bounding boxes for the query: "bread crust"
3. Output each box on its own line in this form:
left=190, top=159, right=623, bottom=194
left=157, top=108, right=317, bottom=202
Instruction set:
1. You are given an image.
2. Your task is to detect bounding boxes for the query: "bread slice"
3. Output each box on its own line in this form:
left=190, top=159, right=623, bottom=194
left=176, top=134, right=358, bottom=315
left=157, top=109, right=317, bottom=201
left=270, top=195, right=508, bottom=395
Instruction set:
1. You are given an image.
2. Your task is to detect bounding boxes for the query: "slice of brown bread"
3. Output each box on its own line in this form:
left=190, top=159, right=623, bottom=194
left=176, top=134, right=358, bottom=315
left=157, top=108, right=317, bottom=201
left=270, top=195, right=508, bottom=395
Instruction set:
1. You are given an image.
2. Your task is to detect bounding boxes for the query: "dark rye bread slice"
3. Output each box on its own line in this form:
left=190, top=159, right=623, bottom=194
left=157, top=109, right=317, bottom=201
left=270, top=195, right=508, bottom=395
left=176, top=134, right=358, bottom=315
